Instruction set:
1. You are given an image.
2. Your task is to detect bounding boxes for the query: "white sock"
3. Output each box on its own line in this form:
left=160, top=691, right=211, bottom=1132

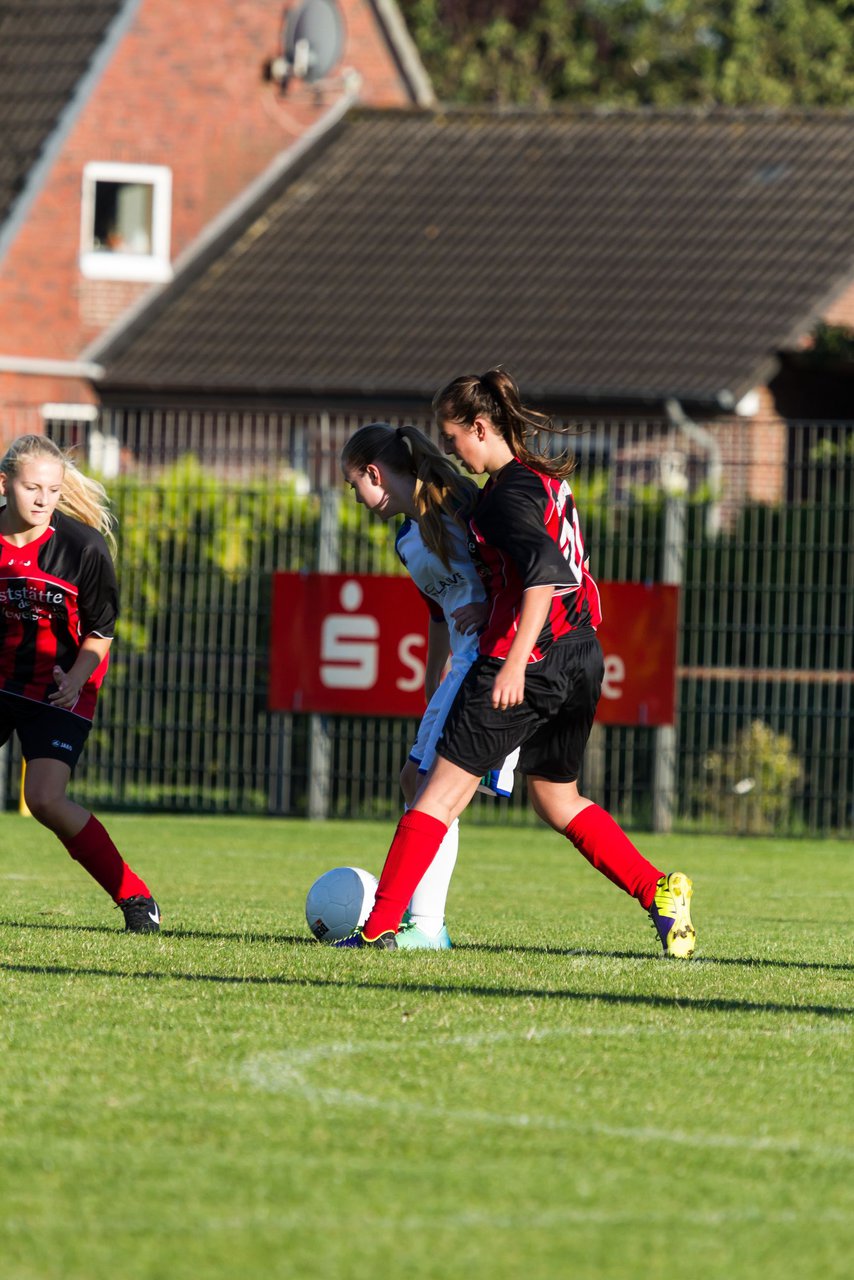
left=406, top=817, right=459, bottom=936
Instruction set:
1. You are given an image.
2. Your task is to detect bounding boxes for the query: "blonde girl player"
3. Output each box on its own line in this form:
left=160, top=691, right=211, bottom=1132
left=0, top=435, right=160, bottom=932
left=341, top=422, right=516, bottom=949
left=337, top=371, right=696, bottom=957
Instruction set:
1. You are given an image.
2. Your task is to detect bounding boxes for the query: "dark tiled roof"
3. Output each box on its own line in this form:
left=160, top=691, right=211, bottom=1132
left=0, top=0, right=125, bottom=224
left=97, top=108, right=854, bottom=407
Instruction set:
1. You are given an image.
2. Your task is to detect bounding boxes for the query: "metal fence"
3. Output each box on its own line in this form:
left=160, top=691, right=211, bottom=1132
left=1, top=406, right=851, bottom=835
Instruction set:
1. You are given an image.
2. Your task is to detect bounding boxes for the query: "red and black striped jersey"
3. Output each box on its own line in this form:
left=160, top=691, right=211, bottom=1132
left=467, top=458, right=601, bottom=661
left=0, top=511, right=118, bottom=720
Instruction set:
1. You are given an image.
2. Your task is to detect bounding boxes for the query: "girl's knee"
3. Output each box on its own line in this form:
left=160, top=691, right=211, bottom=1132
left=23, top=779, right=67, bottom=829
left=24, top=789, right=61, bottom=827
left=22, top=760, right=72, bottom=830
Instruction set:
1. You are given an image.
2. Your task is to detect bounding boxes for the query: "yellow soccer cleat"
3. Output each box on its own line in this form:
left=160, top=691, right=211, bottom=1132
left=648, top=873, right=696, bottom=958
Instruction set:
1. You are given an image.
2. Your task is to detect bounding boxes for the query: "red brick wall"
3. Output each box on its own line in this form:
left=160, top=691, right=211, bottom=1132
left=0, top=372, right=99, bottom=450
left=707, top=386, right=787, bottom=529
left=747, top=388, right=786, bottom=505
left=0, top=0, right=419, bottom=418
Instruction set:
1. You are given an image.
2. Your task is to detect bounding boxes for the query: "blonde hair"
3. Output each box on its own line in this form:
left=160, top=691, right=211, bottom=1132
left=0, top=434, right=116, bottom=552
left=342, top=422, right=478, bottom=569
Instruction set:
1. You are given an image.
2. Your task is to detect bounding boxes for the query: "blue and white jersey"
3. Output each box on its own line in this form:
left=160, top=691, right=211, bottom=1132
left=395, top=515, right=481, bottom=772
left=395, top=516, right=485, bottom=660
left=395, top=515, right=518, bottom=796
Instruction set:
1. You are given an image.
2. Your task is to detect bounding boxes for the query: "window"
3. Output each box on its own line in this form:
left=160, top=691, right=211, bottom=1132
left=80, top=162, right=172, bottom=283
left=42, top=405, right=120, bottom=478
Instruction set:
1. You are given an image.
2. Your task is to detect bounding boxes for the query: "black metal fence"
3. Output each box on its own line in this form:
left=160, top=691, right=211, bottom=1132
left=1, top=407, right=851, bottom=835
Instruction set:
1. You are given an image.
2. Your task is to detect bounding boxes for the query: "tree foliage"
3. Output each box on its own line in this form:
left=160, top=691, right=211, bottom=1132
left=399, top=0, right=854, bottom=106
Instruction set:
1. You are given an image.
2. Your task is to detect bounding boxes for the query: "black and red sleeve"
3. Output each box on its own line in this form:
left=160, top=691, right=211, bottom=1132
left=76, top=538, right=119, bottom=639
left=475, top=467, right=577, bottom=591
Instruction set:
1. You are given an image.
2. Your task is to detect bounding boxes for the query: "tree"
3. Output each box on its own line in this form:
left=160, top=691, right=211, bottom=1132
left=399, top=0, right=854, bottom=107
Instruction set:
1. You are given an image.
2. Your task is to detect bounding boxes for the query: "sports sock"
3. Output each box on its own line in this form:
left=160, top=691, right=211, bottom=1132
left=62, top=814, right=150, bottom=903
left=565, top=804, right=662, bottom=908
left=407, top=817, right=459, bottom=935
left=362, top=809, right=448, bottom=938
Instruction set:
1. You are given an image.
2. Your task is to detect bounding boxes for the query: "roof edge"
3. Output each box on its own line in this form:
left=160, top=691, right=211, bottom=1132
left=370, top=0, right=435, bottom=107
left=96, top=373, right=732, bottom=412
left=0, top=0, right=144, bottom=268
left=85, top=88, right=359, bottom=369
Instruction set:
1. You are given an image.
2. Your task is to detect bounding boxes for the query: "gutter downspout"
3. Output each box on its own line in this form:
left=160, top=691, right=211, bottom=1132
left=0, top=356, right=105, bottom=380
left=665, top=397, right=723, bottom=537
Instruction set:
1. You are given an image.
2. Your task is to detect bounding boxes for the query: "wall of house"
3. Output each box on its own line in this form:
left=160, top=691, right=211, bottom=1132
left=823, top=280, right=854, bottom=329
left=0, top=0, right=419, bottom=441
left=746, top=387, right=787, bottom=505
left=0, top=372, right=99, bottom=451
left=707, top=387, right=787, bottom=529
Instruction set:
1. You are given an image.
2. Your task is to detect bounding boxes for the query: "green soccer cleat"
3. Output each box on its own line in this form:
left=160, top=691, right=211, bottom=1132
left=396, top=921, right=453, bottom=950
left=648, top=873, right=695, bottom=958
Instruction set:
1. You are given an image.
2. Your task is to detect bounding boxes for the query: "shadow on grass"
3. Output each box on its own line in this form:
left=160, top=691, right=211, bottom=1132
left=460, top=942, right=854, bottom=974
left=2, top=958, right=851, bottom=1020
left=0, top=918, right=313, bottom=945
left=1, top=918, right=851, bottom=973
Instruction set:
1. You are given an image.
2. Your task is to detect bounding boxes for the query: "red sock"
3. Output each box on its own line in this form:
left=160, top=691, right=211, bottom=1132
left=62, top=815, right=150, bottom=903
left=362, top=810, right=448, bottom=938
left=565, top=804, right=662, bottom=908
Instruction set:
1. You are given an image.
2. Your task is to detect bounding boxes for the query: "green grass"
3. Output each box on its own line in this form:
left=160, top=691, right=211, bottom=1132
left=1, top=815, right=852, bottom=1280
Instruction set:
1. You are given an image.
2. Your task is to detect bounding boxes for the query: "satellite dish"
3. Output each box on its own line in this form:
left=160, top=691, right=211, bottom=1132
left=282, top=0, right=344, bottom=84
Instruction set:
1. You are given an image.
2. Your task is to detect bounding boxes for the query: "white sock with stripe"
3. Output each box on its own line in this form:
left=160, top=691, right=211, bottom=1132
left=406, top=817, right=459, bottom=936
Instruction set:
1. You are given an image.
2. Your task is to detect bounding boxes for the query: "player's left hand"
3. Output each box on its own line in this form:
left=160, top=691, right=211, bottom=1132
left=451, top=601, right=489, bottom=634
left=48, top=664, right=83, bottom=710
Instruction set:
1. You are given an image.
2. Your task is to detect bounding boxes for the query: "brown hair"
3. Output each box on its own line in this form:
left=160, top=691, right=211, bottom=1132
left=0, top=434, right=116, bottom=552
left=432, top=367, right=575, bottom=479
left=341, top=422, right=478, bottom=569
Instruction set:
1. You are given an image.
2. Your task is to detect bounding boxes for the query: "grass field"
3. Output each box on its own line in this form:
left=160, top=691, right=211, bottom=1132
left=1, top=814, right=852, bottom=1280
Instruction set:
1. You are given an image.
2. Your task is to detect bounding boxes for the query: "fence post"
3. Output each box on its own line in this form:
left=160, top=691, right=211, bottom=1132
left=266, top=715, right=293, bottom=816
left=0, top=741, right=8, bottom=812
left=582, top=722, right=606, bottom=804
left=653, top=483, right=686, bottom=832
left=308, top=485, right=341, bottom=820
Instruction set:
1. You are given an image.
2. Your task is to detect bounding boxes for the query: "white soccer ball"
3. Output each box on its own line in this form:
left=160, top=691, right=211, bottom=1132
left=305, top=866, right=379, bottom=943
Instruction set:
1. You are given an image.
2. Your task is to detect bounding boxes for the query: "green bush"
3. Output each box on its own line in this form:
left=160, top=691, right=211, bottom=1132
left=695, top=720, right=802, bottom=835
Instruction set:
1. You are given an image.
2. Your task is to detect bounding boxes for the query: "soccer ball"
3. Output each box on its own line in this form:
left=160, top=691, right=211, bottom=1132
left=305, top=866, right=378, bottom=943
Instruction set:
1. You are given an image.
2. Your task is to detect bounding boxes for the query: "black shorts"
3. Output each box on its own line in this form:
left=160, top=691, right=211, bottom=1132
left=436, top=632, right=604, bottom=784
left=0, top=692, right=92, bottom=767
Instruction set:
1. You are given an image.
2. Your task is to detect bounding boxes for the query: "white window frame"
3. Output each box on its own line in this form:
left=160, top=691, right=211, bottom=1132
left=79, top=161, right=173, bottom=283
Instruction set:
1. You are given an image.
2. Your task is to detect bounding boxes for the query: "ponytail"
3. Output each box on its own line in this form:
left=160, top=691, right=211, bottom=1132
left=432, top=367, right=576, bottom=480
left=341, top=422, right=477, bottom=569
left=0, top=434, right=116, bottom=552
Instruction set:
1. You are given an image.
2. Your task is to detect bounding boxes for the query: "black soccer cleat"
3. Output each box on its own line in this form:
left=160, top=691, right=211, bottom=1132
left=117, top=895, right=161, bottom=933
left=333, top=928, right=398, bottom=950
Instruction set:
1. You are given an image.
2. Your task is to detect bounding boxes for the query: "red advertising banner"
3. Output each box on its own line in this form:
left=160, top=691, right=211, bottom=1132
left=269, top=572, right=678, bottom=726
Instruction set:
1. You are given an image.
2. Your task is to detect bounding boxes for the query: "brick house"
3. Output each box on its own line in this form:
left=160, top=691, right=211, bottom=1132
left=88, top=107, right=854, bottom=516
left=0, top=0, right=433, bottom=443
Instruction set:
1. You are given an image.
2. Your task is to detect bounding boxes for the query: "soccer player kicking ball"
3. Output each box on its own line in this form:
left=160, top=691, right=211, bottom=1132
left=342, top=421, right=515, bottom=949
left=336, top=369, right=695, bottom=957
left=0, top=435, right=160, bottom=933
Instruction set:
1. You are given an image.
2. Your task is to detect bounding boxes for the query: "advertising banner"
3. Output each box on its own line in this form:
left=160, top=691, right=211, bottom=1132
left=269, top=572, right=677, bottom=726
